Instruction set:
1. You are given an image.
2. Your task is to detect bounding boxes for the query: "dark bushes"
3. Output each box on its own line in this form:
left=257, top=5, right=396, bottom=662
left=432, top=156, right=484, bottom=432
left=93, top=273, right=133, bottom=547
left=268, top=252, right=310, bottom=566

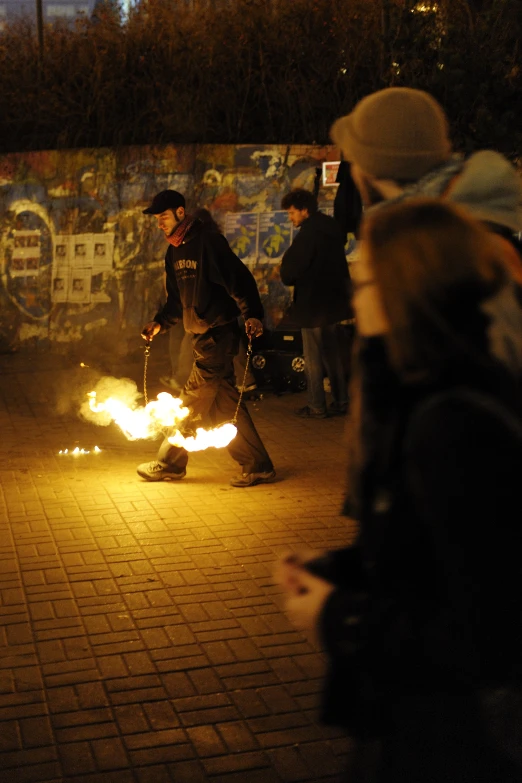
left=0, top=0, right=520, bottom=158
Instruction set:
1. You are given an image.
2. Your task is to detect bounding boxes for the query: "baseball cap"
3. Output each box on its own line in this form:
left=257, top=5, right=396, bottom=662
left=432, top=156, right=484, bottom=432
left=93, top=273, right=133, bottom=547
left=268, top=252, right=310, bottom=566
left=143, top=189, right=186, bottom=215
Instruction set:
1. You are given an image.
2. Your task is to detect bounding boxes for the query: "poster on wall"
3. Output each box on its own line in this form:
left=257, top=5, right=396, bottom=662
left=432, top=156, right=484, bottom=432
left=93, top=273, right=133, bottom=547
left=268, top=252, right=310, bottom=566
left=91, top=233, right=114, bottom=302
left=54, top=236, right=71, bottom=267
left=224, top=212, right=258, bottom=264
left=52, top=236, right=71, bottom=302
left=92, top=234, right=114, bottom=270
left=258, top=211, right=293, bottom=262
left=10, top=230, right=42, bottom=278
left=51, top=233, right=114, bottom=303
left=73, top=234, right=94, bottom=266
left=69, top=269, right=92, bottom=304
left=322, top=161, right=340, bottom=187
left=51, top=272, right=68, bottom=303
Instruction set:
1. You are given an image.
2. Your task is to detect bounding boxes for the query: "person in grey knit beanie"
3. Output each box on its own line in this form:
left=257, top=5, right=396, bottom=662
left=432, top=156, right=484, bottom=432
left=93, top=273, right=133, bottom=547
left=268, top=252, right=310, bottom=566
left=330, top=87, right=522, bottom=236
left=331, top=87, right=452, bottom=188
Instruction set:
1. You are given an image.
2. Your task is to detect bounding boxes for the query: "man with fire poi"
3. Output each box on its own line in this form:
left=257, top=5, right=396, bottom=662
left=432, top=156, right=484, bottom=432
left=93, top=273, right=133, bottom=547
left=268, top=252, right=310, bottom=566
left=138, top=189, right=276, bottom=487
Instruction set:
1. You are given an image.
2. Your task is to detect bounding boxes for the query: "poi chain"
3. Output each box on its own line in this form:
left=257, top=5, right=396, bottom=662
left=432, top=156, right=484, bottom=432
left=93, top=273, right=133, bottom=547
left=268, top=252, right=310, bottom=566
left=142, top=336, right=253, bottom=425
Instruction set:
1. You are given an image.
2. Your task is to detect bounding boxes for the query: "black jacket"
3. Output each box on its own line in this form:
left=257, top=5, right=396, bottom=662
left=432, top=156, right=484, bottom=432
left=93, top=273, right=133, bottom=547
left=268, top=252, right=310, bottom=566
left=280, top=211, right=352, bottom=328
left=154, top=221, right=263, bottom=335
left=317, top=354, right=522, bottom=745
left=334, top=159, right=363, bottom=241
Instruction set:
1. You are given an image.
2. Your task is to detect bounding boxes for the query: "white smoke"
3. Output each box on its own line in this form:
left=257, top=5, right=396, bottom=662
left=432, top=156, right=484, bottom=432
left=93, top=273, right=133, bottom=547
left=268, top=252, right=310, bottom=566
left=79, top=376, right=141, bottom=427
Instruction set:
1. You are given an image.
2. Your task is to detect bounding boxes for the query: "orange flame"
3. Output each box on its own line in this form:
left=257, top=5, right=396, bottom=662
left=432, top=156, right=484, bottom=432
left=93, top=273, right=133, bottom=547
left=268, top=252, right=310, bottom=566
left=88, top=391, right=189, bottom=440
left=168, top=422, right=237, bottom=451
left=87, top=391, right=237, bottom=451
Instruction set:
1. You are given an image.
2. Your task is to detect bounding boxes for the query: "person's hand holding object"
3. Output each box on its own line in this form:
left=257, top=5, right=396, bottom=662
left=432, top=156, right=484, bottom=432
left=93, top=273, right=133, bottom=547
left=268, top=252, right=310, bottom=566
left=275, top=553, right=335, bottom=643
left=245, top=318, right=263, bottom=338
left=141, top=321, right=161, bottom=341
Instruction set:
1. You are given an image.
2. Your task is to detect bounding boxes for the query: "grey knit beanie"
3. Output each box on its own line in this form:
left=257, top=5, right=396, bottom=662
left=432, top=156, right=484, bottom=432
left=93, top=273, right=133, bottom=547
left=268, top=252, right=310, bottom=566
left=331, top=87, right=452, bottom=181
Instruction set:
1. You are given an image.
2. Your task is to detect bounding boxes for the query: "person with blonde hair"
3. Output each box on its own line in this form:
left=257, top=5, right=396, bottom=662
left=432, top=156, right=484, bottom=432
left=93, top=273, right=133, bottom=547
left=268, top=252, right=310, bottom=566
left=276, top=199, right=522, bottom=782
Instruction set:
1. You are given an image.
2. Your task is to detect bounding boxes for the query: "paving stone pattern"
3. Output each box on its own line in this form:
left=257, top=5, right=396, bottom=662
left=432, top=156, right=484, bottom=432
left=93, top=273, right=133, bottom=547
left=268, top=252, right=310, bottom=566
left=0, top=350, right=357, bottom=783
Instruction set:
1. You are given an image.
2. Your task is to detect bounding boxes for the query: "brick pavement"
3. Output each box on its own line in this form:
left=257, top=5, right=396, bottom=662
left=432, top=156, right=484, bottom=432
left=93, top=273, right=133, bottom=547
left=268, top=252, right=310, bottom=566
left=0, top=348, right=357, bottom=783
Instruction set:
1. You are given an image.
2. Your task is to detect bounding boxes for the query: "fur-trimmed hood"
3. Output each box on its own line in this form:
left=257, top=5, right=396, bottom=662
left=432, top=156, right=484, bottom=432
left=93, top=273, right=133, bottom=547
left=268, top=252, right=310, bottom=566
left=373, top=150, right=522, bottom=234
left=447, top=150, right=522, bottom=234
left=361, top=151, right=522, bottom=378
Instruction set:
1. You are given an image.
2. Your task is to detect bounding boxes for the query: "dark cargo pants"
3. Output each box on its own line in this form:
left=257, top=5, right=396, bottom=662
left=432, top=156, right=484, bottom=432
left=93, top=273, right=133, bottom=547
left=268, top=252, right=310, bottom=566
left=157, top=321, right=273, bottom=474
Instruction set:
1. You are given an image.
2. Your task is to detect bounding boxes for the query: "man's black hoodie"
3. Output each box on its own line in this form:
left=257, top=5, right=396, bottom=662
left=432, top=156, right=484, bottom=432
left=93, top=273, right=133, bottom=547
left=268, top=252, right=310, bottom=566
left=154, top=220, right=263, bottom=335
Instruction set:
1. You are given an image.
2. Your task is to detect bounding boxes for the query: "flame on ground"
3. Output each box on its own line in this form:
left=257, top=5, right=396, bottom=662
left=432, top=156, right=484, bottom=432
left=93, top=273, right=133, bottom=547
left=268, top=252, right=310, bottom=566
left=59, top=446, right=102, bottom=455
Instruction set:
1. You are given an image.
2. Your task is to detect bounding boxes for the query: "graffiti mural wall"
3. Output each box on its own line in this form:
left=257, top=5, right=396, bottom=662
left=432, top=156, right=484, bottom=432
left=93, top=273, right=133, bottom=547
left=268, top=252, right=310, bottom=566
left=0, top=143, right=351, bottom=356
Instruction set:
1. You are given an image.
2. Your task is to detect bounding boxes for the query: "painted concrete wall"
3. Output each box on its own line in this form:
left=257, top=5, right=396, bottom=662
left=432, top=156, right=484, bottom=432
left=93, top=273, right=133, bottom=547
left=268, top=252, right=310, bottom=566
left=0, top=143, right=350, bottom=360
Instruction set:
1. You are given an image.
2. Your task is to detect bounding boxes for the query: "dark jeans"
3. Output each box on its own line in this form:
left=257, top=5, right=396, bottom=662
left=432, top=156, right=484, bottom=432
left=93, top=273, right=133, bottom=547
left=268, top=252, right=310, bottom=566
left=302, top=324, right=348, bottom=413
left=157, top=322, right=273, bottom=474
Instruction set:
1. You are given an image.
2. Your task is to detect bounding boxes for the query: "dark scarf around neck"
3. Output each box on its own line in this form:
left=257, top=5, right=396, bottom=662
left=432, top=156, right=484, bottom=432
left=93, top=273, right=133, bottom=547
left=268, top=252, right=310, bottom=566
left=167, top=214, right=196, bottom=247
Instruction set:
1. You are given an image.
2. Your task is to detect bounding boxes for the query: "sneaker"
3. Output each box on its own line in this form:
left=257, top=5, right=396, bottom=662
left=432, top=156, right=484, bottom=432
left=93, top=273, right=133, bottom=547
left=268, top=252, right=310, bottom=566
left=230, top=470, right=276, bottom=487
left=137, top=460, right=186, bottom=481
left=159, top=376, right=182, bottom=394
left=328, top=402, right=348, bottom=416
left=294, top=405, right=327, bottom=419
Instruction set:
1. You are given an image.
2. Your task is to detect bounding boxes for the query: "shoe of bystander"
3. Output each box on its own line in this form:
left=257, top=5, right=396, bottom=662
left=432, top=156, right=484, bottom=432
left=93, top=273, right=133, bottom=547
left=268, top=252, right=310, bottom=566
left=328, top=402, right=348, bottom=416
left=294, top=405, right=328, bottom=419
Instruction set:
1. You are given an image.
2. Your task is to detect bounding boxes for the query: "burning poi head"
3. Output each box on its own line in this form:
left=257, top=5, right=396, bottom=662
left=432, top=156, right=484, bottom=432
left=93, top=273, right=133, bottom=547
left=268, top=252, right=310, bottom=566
left=82, top=376, right=237, bottom=451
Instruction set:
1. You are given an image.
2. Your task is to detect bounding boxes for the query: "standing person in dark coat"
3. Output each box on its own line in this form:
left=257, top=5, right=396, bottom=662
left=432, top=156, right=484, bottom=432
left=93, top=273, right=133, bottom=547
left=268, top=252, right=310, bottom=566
left=334, top=158, right=363, bottom=242
left=280, top=188, right=352, bottom=419
left=138, top=190, right=275, bottom=488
